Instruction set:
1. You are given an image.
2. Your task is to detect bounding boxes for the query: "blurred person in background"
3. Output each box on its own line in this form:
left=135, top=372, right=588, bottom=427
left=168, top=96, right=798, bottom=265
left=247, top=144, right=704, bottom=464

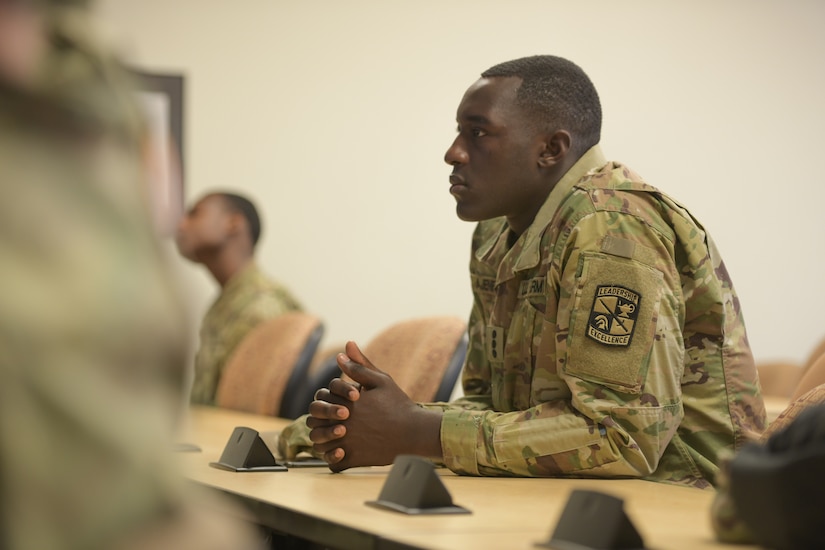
left=0, top=0, right=261, bottom=548
left=176, top=191, right=303, bottom=405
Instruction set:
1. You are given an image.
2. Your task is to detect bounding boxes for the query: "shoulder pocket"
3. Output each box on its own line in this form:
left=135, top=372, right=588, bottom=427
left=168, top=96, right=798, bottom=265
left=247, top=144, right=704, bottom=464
left=564, top=252, right=663, bottom=393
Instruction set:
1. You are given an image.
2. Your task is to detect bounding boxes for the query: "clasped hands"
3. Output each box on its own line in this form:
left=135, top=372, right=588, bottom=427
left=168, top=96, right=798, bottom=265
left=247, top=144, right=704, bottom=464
left=306, top=341, right=443, bottom=472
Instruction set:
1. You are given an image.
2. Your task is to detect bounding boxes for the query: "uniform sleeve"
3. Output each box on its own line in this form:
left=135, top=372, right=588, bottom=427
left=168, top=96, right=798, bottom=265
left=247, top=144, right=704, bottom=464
left=439, top=209, right=687, bottom=478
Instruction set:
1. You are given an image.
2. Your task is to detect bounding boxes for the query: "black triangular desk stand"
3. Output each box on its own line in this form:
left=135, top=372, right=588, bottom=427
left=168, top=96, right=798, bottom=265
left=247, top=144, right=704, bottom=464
left=365, top=455, right=470, bottom=515
left=208, top=426, right=287, bottom=472
left=536, top=489, right=645, bottom=550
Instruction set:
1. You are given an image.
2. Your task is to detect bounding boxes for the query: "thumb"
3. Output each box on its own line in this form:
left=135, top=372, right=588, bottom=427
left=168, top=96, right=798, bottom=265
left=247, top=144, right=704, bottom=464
left=337, top=341, right=385, bottom=389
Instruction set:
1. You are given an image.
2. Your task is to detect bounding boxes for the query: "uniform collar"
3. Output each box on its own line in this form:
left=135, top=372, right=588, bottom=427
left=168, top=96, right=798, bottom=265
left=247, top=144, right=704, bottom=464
left=475, top=145, right=607, bottom=278
left=221, top=261, right=260, bottom=295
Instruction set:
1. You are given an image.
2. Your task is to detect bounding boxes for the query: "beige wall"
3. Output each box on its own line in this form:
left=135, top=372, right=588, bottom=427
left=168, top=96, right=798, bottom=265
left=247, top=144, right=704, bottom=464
left=96, top=0, right=825, bottom=366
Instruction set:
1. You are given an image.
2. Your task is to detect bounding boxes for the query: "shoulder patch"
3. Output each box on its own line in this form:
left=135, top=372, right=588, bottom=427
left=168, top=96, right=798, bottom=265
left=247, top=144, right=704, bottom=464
left=586, top=285, right=641, bottom=347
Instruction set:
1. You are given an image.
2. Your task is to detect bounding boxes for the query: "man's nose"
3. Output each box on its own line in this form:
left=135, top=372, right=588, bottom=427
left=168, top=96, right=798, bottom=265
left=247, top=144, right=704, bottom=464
left=444, top=136, right=468, bottom=166
left=175, top=217, right=189, bottom=236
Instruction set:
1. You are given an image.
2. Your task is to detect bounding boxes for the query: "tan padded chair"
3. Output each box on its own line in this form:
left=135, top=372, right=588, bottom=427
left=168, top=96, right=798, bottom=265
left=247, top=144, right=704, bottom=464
left=760, top=340, right=825, bottom=440
left=790, top=352, right=825, bottom=402
left=359, top=316, right=468, bottom=403
left=756, top=334, right=825, bottom=402
left=802, top=334, right=825, bottom=372
left=307, top=342, right=347, bottom=377
left=287, top=342, right=347, bottom=419
left=290, top=317, right=468, bottom=415
left=761, top=382, right=825, bottom=442
left=757, top=361, right=805, bottom=399
left=215, top=311, right=324, bottom=419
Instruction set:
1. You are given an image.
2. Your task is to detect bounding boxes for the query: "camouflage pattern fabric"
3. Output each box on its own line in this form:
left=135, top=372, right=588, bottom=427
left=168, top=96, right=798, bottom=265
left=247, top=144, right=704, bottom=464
left=0, top=4, right=190, bottom=548
left=278, top=415, right=315, bottom=460
left=430, top=145, right=765, bottom=488
left=190, top=263, right=302, bottom=405
left=709, top=450, right=753, bottom=543
left=0, top=5, right=264, bottom=549
left=711, top=384, right=825, bottom=542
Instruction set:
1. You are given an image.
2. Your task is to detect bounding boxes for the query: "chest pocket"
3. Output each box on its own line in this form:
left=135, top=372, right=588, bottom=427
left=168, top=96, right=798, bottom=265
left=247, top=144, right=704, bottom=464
left=490, top=275, right=548, bottom=410
left=516, top=274, right=548, bottom=367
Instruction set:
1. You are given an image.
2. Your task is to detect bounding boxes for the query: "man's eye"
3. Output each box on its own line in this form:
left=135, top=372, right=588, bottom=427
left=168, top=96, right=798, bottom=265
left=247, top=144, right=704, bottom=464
left=455, top=125, right=487, bottom=138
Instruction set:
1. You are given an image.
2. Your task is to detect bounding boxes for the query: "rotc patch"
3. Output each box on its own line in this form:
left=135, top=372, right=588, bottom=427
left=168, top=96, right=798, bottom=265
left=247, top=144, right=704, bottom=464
left=586, top=285, right=641, bottom=347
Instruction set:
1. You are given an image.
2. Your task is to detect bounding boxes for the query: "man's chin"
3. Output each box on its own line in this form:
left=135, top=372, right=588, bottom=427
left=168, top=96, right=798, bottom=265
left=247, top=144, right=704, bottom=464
left=455, top=204, right=488, bottom=223
left=174, top=244, right=197, bottom=262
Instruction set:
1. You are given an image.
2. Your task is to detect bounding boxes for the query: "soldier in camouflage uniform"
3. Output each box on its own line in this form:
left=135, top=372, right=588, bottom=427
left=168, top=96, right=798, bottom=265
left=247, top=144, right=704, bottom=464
left=0, top=1, right=260, bottom=548
left=176, top=192, right=303, bottom=405
left=284, top=55, right=765, bottom=489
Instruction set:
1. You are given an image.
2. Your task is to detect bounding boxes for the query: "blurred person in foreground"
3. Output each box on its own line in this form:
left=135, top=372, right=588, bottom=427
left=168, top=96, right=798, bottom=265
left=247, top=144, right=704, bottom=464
left=0, top=1, right=261, bottom=548
left=282, top=55, right=765, bottom=489
left=175, top=191, right=303, bottom=405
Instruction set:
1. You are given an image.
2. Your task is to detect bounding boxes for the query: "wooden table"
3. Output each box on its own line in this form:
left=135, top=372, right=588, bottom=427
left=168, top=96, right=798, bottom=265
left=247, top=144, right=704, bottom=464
left=179, top=406, right=758, bottom=550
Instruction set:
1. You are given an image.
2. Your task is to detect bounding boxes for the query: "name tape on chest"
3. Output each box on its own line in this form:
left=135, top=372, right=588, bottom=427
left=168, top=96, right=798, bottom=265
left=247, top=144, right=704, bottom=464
left=518, top=276, right=545, bottom=299
left=472, top=275, right=497, bottom=294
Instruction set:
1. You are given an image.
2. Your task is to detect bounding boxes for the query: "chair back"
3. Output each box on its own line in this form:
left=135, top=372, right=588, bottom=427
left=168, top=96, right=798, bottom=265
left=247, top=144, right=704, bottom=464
left=761, top=382, right=825, bottom=442
left=756, top=361, right=804, bottom=399
left=802, top=334, right=825, bottom=372
left=216, top=311, right=324, bottom=418
left=790, top=353, right=825, bottom=402
left=361, top=316, right=468, bottom=403
left=286, top=343, right=347, bottom=418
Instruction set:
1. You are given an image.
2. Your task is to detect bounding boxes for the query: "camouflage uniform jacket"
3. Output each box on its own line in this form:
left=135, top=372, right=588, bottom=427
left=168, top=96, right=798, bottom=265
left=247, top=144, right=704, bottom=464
left=431, top=145, right=765, bottom=488
left=190, top=263, right=302, bottom=404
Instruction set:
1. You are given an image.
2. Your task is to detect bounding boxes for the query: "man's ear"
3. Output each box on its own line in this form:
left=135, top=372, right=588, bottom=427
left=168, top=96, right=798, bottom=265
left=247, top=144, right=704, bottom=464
left=226, top=212, right=246, bottom=238
left=538, top=130, right=571, bottom=168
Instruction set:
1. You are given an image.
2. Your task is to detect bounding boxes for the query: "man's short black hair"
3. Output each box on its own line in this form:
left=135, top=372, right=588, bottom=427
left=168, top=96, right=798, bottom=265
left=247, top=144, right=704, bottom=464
left=481, top=55, right=602, bottom=155
left=217, top=192, right=262, bottom=247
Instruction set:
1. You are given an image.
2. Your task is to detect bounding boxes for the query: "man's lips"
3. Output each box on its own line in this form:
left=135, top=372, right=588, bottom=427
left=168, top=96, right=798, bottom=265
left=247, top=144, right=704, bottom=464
left=449, top=173, right=467, bottom=195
